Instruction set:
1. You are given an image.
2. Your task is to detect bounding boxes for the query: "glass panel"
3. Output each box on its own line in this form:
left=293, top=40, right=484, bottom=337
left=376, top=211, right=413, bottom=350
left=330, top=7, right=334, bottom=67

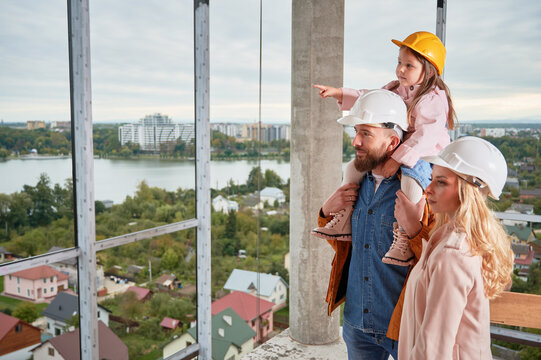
left=0, top=262, right=80, bottom=358
left=0, top=2, right=75, bottom=258
left=97, top=232, right=196, bottom=359
left=90, top=1, right=195, bottom=213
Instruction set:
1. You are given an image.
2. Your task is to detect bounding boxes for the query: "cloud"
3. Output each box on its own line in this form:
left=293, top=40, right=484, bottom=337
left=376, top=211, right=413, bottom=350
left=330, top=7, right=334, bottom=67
left=0, top=0, right=539, bottom=123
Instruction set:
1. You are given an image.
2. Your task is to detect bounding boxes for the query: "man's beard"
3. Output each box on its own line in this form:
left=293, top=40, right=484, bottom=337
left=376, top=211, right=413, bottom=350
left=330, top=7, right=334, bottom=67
left=353, top=145, right=390, bottom=172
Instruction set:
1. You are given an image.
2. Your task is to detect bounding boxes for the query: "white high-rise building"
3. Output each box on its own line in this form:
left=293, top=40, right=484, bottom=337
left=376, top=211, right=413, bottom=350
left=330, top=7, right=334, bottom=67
left=118, top=113, right=195, bottom=151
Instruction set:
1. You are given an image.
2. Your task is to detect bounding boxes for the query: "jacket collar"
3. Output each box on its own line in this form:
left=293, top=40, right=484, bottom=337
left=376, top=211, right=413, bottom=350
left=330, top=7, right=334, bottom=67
left=395, top=83, right=421, bottom=101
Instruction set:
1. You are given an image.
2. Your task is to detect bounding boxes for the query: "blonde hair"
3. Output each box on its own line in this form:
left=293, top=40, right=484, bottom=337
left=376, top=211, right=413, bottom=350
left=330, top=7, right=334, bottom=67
left=390, top=47, right=457, bottom=130
left=431, top=177, right=514, bottom=299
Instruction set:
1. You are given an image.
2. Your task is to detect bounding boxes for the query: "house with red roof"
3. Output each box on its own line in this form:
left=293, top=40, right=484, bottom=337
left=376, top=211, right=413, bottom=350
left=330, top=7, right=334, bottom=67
left=126, top=285, right=153, bottom=301
left=212, top=290, right=275, bottom=344
left=3, top=265, right=69, bottom=302
left=31, top=321, right=128, bottom=360
left=0, top=312, right=41, bottom=358
left=160, top=317, right=182, bottom=330
left=512, top=243, right=536, bottom=280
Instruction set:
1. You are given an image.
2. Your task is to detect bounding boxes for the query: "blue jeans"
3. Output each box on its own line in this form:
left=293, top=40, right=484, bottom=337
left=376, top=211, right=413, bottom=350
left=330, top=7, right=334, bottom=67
left=343, top=320, right=397, bottom=360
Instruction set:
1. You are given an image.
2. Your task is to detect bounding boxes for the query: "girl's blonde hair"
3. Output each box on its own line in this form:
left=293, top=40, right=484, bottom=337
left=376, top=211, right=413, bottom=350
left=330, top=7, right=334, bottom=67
left=390, top=47, right=457, bottom=130
left=431, top=177, right=514, bottom=299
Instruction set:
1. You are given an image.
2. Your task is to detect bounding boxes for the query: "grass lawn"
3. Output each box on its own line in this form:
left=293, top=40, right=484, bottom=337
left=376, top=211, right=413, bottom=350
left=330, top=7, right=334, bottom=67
left=275, top=305, right=289, bottom=317
left=0, top=294, right=22, bottom=310
left=135, top=348, right=163, bottom=360
left=0, top=287, right=49, bottom=313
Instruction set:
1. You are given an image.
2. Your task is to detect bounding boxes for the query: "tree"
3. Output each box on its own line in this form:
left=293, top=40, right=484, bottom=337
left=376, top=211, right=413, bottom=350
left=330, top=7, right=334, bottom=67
left=161, top=248, right=179, bottom=270
left=0, top=194, right=10, bottom=239
left=12, top=302, right=40, bottom=323
left=64, top=314, right=80, bottom=331
left=247, top=167, right=265, bottom=192
left=118, top=291, right=144, bottom=320
left=23, top=173, right=56, bottom=226
left=264, top=169, right=283, bottom=188
left=224, top=211, right=237, bottom=239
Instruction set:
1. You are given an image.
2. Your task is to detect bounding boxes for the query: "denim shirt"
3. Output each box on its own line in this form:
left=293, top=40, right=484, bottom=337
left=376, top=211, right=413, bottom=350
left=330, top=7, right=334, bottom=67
left=343, top=171, right=410, bottom=335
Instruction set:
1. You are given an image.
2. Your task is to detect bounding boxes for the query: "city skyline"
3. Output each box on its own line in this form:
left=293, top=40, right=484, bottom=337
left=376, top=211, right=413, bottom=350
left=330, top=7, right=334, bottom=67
left=1, top=0, right=540, bottom=124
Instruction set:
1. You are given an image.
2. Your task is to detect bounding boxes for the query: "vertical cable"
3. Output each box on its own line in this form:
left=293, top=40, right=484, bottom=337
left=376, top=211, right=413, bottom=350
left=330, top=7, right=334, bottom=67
left=256, top=0, right=263, bottom=345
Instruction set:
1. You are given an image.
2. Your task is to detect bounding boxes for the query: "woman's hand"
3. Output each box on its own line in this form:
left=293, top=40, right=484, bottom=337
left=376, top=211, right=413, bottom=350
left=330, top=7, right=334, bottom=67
left=321, top=183, right=360, bottom=216
left=394, top=190, right=425, bottom=238
left=312, top=84, right=343, bottom=102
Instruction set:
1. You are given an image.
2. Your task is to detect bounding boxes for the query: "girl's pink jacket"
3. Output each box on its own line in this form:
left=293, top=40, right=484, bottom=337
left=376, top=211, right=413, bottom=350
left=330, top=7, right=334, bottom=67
left=340, top=82, right=451, bottom=168
left=398, top=223, right=492, bottom=359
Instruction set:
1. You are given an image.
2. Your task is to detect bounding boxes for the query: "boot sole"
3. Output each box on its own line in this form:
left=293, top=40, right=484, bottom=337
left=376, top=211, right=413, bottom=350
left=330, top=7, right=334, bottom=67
left=382, top=256, right=414, bottom=266
left=311, top=230, right=352, bottom=241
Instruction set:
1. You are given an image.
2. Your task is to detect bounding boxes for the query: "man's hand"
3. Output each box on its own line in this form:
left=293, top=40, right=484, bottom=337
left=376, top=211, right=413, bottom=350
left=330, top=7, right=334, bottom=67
left=312, top=84, right=343, bottom=102
left=394, top=190, right=425, bottom=238
left=321, top=183, right=360, bottom=216
left=381, top=157, right=401, bottom=178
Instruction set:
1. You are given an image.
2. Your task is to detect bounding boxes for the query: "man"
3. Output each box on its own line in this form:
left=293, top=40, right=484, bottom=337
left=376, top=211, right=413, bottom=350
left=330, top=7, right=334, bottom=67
left=317, top=89, right=432, bottom=359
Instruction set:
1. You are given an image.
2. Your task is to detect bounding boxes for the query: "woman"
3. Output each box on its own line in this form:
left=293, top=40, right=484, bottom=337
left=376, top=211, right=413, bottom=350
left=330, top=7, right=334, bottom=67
left=396, top=136, right=514, bottom=359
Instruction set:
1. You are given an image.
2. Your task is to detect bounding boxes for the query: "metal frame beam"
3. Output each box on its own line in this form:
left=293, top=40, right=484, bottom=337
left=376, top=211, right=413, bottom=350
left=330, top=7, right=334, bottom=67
left=194, top=0, right=212, bottom=359
left=67, top=0, right=99, bottom=358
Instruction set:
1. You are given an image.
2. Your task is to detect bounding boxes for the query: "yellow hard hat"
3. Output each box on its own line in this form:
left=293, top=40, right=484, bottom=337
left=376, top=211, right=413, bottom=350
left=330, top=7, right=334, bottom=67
left=392, top=31, right=446, bottom=76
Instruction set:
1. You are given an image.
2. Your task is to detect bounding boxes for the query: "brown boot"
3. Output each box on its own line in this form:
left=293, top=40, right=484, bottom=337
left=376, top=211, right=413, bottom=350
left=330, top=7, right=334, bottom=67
left=311, top=206, right=353, bottom=241
left=382, top=223, right=414, bottom=266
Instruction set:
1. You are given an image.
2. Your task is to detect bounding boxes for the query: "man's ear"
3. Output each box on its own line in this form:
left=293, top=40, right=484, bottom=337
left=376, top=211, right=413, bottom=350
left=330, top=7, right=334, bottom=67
left=387, top=135, right=401, bottom=152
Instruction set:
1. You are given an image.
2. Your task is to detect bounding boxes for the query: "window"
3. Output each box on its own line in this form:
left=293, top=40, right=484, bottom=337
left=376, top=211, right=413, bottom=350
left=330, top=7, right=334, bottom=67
left=43, top=278, right=47, bottom=283
left=44, top=288, right=47, bottom=294
left=16, top=277, right=20, bottom=284
left=51, top=287, right=54, bottom=293
left=47, top=323, right=50, bottom=329
left=280, top=294, right=284, bottom=300
left=15, top=324, right=22, bottom=332
left=55, top=328, right=61, bottom=336
left=27, top=289, right=30, bottom=297
left=8, top=275, right=11, bottom=280
left=97, top=311, right=100, bottom=318
left=17, top=286, right=20, bottom=294
left=50, top=276, right=54, bottom=282
left=48, top=348, right=55, bottom=356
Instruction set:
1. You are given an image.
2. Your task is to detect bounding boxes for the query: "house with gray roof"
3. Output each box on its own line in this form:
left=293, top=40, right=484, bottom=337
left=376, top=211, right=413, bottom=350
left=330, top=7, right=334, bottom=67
left=223, top=269, right=288, bottom=310
left=42, top=292, right=111, bottom=336
left=163, top=307, right=256, bottom=360
left=259, top=187, right=286, bottom=205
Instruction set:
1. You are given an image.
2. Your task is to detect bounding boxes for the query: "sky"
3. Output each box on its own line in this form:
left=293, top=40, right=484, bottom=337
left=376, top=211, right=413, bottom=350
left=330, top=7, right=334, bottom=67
left=0, top=0, right=540, bottom=124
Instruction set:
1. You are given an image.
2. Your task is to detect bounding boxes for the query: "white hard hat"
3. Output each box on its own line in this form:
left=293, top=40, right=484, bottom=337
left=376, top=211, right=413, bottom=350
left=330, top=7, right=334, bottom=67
left=337, top=89, right=409, bottom=140
left=422, top=136, right=508, bottom=199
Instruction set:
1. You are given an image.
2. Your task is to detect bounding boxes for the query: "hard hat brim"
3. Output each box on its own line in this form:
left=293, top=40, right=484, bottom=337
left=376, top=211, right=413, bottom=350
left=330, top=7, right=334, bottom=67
left=421, top=154, right=450, bottom=169
left=337, top=115, right=361, bottom=126
left=391, top=39, right=404, bottom=48
left=422, top=154, right=500, bottom=200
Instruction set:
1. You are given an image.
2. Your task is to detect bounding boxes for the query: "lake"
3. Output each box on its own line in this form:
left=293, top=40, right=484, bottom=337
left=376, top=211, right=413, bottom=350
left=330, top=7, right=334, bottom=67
left=0, top=158, right=292, bottom=204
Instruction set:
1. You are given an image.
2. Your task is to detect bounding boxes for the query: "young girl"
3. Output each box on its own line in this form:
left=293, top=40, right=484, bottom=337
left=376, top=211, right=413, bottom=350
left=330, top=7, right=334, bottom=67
left=312, top=31, right=456, bottom=266
left=396, top=136, right=514, bottom=359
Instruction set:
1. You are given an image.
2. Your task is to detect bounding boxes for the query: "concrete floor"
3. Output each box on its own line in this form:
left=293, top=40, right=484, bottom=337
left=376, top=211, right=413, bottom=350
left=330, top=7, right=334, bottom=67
left=241, top=328, right=348, bottom=360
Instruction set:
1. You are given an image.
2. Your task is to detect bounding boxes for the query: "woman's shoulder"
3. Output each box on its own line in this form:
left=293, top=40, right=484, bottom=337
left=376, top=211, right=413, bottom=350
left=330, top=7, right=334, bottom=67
left=436, top=227, right=478, bottom=262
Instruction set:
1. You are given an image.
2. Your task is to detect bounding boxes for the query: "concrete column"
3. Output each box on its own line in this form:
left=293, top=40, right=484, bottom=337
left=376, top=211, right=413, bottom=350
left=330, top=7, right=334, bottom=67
left=290, top=0, right=345, bottom=345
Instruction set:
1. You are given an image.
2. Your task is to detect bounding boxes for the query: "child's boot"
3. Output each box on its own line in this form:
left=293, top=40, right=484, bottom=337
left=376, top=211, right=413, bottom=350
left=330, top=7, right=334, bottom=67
left=382, top=223, right=414, bottom=266
left=311, top=206, right=353, bottom=241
